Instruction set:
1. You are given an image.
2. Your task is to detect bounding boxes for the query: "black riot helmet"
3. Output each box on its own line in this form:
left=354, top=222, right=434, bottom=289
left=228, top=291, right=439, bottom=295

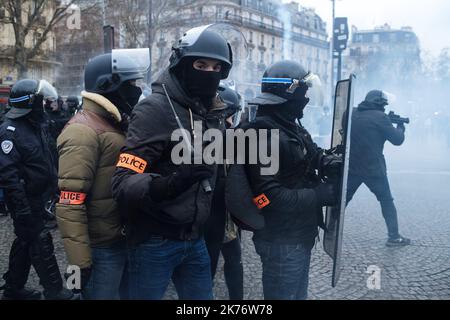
left=218, top=83, right=243, bottom=128
left=250, top=60, right=320, bottom=106
left=84, top=48, right=150, bottom=94
left=66, top=96, right=79, bottom=108
left=7, top=79, right=57, bottom=119
left=363, top=90, right=390, bottom=108
left=169, top=25, right=233, bottom=79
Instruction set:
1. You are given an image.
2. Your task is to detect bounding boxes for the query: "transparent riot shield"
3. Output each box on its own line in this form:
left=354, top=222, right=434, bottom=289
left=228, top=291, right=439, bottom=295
left=323, top=74, right=356, bottom=287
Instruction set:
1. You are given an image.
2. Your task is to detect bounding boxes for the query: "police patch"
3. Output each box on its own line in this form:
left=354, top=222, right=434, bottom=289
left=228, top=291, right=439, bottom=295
left=1, top=140, right=13, bottom=154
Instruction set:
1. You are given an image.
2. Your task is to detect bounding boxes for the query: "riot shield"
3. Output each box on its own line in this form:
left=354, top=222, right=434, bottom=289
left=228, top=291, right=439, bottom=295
left=323, top=74, right=355, bottom=287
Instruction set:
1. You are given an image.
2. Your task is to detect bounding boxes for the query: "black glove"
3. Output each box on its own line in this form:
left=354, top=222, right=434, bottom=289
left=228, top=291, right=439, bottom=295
left=149, top=164, right=214, bottom=202
left=314, top=183, right=338, bottom=207
left=397, top=123, right=405, bottom=132
left=320, top=153, right=342, bottom=179
left=64, top=267, right=91, bottom=294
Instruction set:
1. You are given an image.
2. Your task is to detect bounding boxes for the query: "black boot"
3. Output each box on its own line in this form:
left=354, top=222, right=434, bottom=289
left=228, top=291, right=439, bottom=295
left=43, top=287, right=76, bottom=300
left=2, top=286, right=41, bottom=300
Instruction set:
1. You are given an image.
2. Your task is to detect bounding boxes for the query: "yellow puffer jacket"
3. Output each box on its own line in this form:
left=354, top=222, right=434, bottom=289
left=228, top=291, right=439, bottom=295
left=56, top=91, right=125, bottom=269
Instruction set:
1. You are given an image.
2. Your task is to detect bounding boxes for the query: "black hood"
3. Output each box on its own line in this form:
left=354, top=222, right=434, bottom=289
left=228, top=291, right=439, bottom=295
left=152, top=68, right=209, bottom=116
left=358, top=100, right=385, bottom=112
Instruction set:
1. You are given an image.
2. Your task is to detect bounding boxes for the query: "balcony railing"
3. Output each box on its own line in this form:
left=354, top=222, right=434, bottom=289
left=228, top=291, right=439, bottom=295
left=169, top=13, right=329, bottom=49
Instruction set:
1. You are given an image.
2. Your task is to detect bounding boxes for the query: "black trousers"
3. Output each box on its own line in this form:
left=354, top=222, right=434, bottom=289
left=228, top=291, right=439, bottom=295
left=3, top=210, right=63, bottom=294
left=346, top=174, right=400, bottom=239
left=206, top=236, right=244, bottom=300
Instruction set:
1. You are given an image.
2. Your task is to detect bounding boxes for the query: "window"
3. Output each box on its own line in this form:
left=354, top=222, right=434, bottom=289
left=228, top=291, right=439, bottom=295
left=373, top=34, right=380, bottom=43
left=261, top=34, right=264, bottom=46
left=271, top=53, right=274, bottom=64
left=249, top=31, right=253, bottom=43
left=33, top=32, right=42, bottom=47
left=390, top=33, right=397, bottom=42
left=249, top=48, right=253, bottom=61
left=271, top=37, right=275, bottom=49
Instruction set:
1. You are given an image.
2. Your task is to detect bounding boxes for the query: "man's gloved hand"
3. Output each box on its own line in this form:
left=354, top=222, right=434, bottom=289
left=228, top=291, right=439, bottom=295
left=314, top=183, right=338, bottom=207
left=64, top=267, right=91, bottom=294
left=149, top=163, right=214, bottom=202
left=320, top=153, right=343, bottom=179
left=397, top=123, right=405, bottom=132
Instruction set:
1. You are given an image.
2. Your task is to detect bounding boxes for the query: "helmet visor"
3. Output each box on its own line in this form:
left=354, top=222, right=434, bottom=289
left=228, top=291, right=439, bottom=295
left=111, top=48, right=150, bottom=77
left=381, top=91, right=396, bottom=105
left=36, top=80, right=58, bottom=101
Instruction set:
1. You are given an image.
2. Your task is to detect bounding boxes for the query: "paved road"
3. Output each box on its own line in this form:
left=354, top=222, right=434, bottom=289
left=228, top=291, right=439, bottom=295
left=1, top=142, right=449, bottom=300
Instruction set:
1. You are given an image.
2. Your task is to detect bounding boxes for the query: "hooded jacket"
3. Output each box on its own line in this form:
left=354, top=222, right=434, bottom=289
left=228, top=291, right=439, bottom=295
left=56, top=91, right=125, bottom=269
left=112, top=69, right=226, bottom=246
left=349, top=101, right=405, bottom=177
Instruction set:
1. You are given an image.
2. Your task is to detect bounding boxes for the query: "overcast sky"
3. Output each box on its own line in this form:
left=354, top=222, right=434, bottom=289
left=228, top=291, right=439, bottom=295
left=283, top=0, right=450, bottom=55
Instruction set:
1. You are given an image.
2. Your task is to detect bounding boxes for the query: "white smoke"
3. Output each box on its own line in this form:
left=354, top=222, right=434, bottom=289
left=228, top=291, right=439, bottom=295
left=277, top=4, right=292, bottom=60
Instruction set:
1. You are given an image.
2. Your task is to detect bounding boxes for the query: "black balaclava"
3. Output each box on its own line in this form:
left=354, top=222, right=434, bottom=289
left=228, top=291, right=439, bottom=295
left=258, top=96, right=310, bottom=129
left=358, top=100, right=386, bottom=112
left=27, top=96, right=46, bottom=125
left=104, top=81, right=142, bottom=116
left=103, top=80, right=142, bottom=131
left=174, top=57, right=222, bottom=108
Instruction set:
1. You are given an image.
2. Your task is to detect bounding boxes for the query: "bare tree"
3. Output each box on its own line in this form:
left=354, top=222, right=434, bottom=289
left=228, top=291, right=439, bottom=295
left=0, top=0, right=77, bottom=78
left=108, top=0, right=210, bottom=79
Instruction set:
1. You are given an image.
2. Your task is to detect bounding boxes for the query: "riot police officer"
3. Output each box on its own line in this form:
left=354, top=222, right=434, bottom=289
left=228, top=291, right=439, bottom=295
left=347, top=90, right=410, bottom=247
left=65, top=96, right=80, bottom=116
left=232, top=60, right=338, bottom=300
left=0, top=79, right=74, bottom=300
left=112, top=25, right=232, bottom=300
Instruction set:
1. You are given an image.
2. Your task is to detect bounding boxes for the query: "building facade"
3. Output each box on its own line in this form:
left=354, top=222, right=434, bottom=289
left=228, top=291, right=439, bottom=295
left=0, top=2, right=60, bottom=86
left=148, top=0, right=330, bottom=104
left=54, top=0, right=330, bottom=104
left=342, top=23, right=421, bottom=98
left=55, top=1, right=104, bottom=96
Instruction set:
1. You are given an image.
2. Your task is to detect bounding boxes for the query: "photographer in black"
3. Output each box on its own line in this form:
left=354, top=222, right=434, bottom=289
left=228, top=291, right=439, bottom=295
left=346, top=90, right=411, bottom=247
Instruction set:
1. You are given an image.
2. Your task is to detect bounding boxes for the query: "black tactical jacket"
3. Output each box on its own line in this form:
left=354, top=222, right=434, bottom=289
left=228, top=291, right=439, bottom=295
left=349, top=102, right=405, bottom=177
left=0, top=117, right=57, bottom=217
left=112, top=69, right=226, bottom=246
left=242, top=115, right=323, bottom=245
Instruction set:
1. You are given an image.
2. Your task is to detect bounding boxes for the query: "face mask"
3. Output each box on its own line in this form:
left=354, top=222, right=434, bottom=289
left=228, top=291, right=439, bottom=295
left=184, top=67, right=221, bottom=100
left=28, top=105, right=46, bottom=124
left=119, top=81, right=142, bottom=109
left=281, top=98, right=310, bottom=121
left=104, top=82, right=142, bottom=117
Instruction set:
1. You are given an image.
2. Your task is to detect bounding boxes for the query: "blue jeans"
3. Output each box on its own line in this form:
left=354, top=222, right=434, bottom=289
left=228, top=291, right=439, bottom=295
left=128, top=236, right=213, bottom=300
left=82, top=240, right=129, bottom=300
left=253, top=239, right=313, bottom=300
